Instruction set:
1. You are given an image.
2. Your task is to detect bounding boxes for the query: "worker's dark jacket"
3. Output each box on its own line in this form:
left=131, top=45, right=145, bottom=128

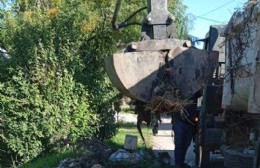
left=172, top=99, right=198, bottom=125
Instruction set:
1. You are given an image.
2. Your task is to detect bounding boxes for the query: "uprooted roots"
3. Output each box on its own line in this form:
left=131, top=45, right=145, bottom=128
left=148, top=81, right=189, bottom=114
left=135, top=81, right=194, bottom=143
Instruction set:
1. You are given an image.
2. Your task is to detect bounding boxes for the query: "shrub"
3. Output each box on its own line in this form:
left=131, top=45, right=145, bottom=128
left=0, top=0, right=156, bottom=164
left=0, top=7, right=102, bottom=163
left=0, top=46, right=99, bottom=163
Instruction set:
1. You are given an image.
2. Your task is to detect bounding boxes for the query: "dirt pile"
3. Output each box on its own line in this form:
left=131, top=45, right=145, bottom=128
left=57, top=138, right=112, bottom=168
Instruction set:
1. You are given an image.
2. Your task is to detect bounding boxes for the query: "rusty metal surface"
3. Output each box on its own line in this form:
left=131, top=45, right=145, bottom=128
left=105, top=47, right=219, bottom=102
left=168, top=47, right=219, bottom=98
left=105, top=51, right=164, bottom=102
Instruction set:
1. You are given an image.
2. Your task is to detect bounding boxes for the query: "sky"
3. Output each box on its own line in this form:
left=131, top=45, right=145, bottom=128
left=182, top=0, right=249, bottom=39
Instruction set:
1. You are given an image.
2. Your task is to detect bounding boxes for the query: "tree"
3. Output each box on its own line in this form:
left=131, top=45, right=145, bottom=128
left=168, top=0, right=189, bottom=38
left=0, top=0, right=119, bottom=164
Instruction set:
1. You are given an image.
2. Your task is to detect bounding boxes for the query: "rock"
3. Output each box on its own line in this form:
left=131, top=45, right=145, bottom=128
left=108, top=148, right=152, bottom=164
left=68, top=162, right=76, bottom=167
left=91, top=164, right=103, bottom=168
left=130, top=152, right=141, bottom=163
left=158, top=152, right=171, bottom=164
left=137, top=150, right=146, bottom=157
left=56, top=138, right=114, bottom=168
left=124, top=135, right=138, bottom=150
left=109, top=149, right=131, bottom=162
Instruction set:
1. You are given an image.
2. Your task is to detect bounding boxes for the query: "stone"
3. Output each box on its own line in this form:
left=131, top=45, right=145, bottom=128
left=109, top=149, right=131, bottom=162
left=130, top=152, right=141, bottom=163
left=91, top=164, right=103, bottom=168
left=68, top=162, right=76, bottom=168
left=124, top=135, right=137, bottom=150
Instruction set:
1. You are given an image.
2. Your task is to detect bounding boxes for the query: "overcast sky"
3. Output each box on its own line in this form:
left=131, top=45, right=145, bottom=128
left=182, top=0, right=248, bottom=38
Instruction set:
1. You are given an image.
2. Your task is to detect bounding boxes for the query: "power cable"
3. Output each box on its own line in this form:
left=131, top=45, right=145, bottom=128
left=190, top=14, right=225, bottom=24
left=200, top=0, right=234, bottom=17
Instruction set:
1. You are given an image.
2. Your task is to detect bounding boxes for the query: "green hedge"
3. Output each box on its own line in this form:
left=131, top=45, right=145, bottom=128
left=0, top=1, right=116, bottom=163
left=0, top=60, right=99, bottom=163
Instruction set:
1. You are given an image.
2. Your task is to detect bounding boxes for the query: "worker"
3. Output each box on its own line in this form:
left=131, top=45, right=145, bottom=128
left=172, top=94, right=200, bottom=168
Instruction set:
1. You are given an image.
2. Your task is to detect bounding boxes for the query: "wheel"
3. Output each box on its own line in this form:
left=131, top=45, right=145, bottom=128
left=194, top=137, right=210, bottom=168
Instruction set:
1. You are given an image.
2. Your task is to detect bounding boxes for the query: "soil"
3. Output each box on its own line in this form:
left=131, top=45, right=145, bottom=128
left=57, top=138, right=113, bottom=168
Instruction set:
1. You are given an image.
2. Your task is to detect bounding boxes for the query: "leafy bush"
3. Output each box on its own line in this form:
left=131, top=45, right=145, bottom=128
left=0, top=44, right=99, bottom=162
left=0, top=1, right=109, bottom=163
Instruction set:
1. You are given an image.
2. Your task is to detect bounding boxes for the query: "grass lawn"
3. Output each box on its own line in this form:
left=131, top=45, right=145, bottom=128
left=107, top=122, right=153, bottom=150
left=18, top=148, right=82, bottom=168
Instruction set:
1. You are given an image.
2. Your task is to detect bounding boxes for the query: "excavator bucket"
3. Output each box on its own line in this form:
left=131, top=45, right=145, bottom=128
left=104, top=39, right=219, bottom=102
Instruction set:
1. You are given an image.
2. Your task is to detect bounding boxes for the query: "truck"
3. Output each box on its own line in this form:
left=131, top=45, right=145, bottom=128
left=105, top=0, right=260, bottom=167
left=196, top=4, right=260, bottom=168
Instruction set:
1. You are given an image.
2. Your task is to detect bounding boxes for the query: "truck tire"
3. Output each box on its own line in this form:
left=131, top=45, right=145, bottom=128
left=224, top=148, right=254, bottom=168
left=195, top=138, right=210, bottom=168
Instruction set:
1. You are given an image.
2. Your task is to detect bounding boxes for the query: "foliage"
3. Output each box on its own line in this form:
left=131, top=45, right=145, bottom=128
left=168, top=0, right=190, bottom=38
left=0, top=0, right=117, bottom=164
left=0, top=42, right=99, bottom=163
